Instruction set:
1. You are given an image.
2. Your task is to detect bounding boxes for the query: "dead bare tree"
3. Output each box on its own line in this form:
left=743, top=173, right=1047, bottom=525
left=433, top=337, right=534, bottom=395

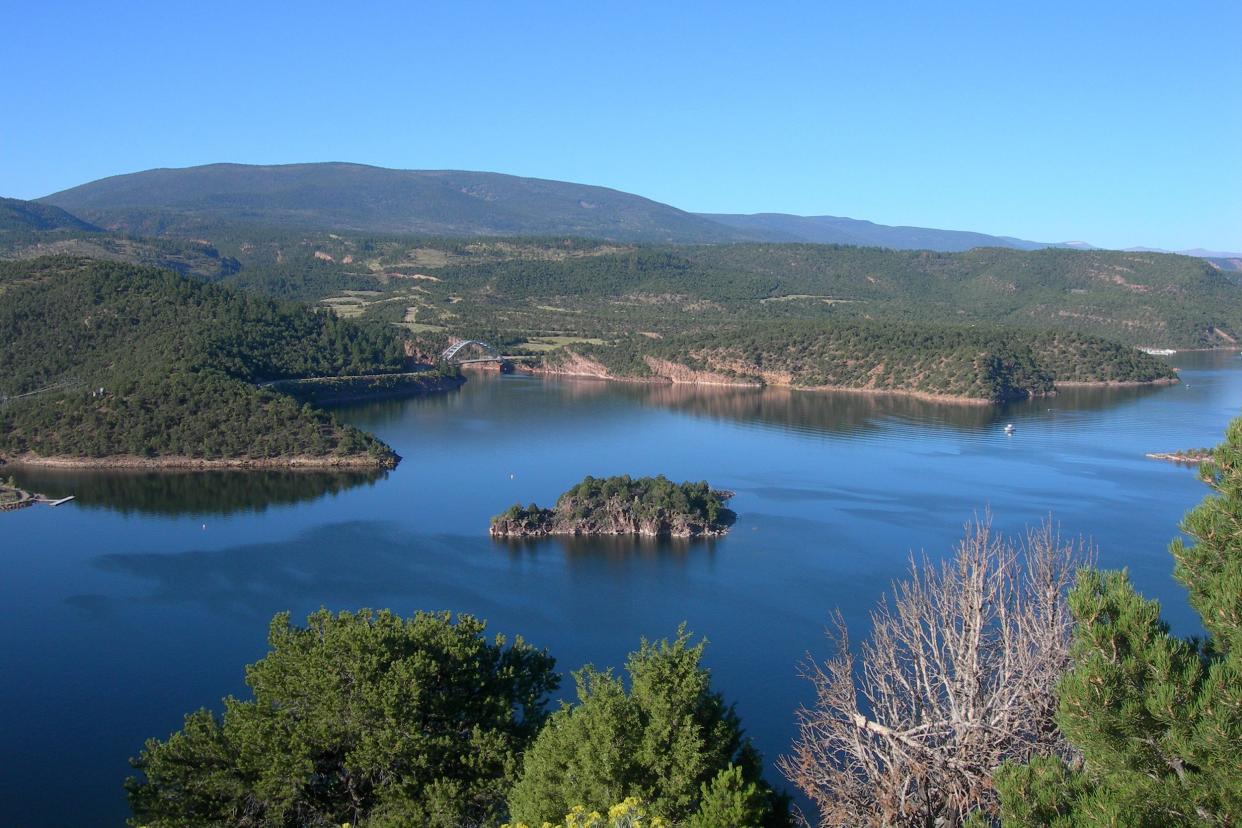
left=780, top=515, right=1090, bottom=827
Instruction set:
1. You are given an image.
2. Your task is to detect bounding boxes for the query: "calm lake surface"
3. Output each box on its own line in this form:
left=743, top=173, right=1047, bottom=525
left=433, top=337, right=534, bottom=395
left=5, top=352, right=1240, bottom=827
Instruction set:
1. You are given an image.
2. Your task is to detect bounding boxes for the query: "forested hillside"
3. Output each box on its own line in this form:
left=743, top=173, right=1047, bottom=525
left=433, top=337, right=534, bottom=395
left=5, top=217, right=1237, bottom=348
left=542, top=322, right=1177, bottom=403
left=414, top=242, right=1238, bottom=349
left=0, top=258, right=408, bottom=465
left=0, top=197, right=99, bottom=233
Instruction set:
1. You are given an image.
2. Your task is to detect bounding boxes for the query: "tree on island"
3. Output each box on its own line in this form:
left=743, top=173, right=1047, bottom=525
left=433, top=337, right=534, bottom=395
left=491, top=475, right=735, bottom=538
left=996, top=419, right=1242, bottom=826
left=126, top=609, right=558, bottom=828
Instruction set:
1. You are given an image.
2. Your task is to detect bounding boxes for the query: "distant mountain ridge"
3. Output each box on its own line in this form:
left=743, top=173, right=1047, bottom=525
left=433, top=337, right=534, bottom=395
left=39, top=163, right=752, bottom=243
left=32, top=163, right=1239, bottom=261
left=695, top=212, right=1082, bottom=253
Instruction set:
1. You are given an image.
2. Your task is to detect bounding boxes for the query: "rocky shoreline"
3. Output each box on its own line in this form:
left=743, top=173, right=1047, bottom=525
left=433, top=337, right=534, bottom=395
left=1146, top=450, right=1213, bottom=465
left=489, top=514, right=733, bottom=539
left=0, top=485, right=35, bottom=511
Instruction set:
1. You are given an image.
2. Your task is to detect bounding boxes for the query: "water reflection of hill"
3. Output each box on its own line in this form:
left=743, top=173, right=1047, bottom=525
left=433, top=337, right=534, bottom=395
left=605, top=380, right=1170, bottom=437
left=7, top=468, right=385, bottom=516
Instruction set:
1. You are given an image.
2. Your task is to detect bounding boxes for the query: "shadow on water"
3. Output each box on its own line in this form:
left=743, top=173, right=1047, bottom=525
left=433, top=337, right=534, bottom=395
left=6, top=468, right=386, bottom=516
left=76, top=522, right=713, bottom=622
left=79, top=522, right=473, bottom=618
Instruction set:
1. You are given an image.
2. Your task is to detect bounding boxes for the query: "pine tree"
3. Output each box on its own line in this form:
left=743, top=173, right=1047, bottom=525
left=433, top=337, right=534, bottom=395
left=997, top=418, right=1242, bottom=826
left=506, top=627, right=788, bottom=827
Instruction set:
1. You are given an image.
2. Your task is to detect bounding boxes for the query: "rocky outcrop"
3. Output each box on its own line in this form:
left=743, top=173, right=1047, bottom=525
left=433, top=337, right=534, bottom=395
left=1146, top=450, right=1213, bottom=465
left=489, top=505, right=732, bottom=538
left=528, top=352, right=617, bottom=380
left=642, top=357, right=761, bottom=387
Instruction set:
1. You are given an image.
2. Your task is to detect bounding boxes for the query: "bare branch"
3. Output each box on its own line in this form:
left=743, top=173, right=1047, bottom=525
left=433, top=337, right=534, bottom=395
left=779, top=515, right=1092, bottom=827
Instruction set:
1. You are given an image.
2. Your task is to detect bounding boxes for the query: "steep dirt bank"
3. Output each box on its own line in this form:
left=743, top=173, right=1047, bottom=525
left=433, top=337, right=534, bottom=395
left=520, top=352, right=620, bottom=381
left=642, top=357, right=762, bottom=387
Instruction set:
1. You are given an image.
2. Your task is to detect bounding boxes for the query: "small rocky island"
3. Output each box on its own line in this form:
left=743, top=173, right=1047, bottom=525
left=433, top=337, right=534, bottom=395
left=1147, top=448, right=1214, bottom=465
left=490, top=474, right=736, bottom=538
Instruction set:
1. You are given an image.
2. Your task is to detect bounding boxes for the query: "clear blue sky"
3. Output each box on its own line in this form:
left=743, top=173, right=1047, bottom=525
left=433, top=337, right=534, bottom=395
left=6, top=1, right=1240, bottom=250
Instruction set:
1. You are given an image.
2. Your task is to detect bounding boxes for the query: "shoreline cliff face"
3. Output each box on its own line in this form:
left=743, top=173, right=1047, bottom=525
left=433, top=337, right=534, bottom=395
left=490, top=475, right=735, bottom=539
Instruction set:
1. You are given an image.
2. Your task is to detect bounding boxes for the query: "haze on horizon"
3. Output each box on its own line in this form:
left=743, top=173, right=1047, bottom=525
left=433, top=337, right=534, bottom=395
left=6, top=1, right=1240, bottom=251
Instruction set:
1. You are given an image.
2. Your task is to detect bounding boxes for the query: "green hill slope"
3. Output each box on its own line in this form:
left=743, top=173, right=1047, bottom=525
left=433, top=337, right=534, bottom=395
left=0, top=197, right=99, bottom=233
left=400, top=240, right=1239, bottom=348
left=0, top=258, right=409, bottom=466
left=39, top=163, right=752, bottom=242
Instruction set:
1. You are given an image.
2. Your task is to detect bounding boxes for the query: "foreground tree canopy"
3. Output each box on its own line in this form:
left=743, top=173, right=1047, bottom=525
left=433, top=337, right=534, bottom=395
left=997, top=418, right=1242, bottom=826
left=126, top=610, right=558, bottom=828
left=128, top=615, right=790, bottom=827
left=507, top=627, right=787, bottom=827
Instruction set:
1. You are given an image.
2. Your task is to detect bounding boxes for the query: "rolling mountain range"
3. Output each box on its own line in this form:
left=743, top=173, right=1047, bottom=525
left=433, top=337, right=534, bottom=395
left=39, top=163, right=744, bottom=243
left=25, top=162, right=1240, bottom=261
left=696, top=212, right=1086, bottom=252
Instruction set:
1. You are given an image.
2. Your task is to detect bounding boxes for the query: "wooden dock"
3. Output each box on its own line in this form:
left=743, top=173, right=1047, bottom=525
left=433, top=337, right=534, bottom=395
left=0, top=489, right=75, bottom=511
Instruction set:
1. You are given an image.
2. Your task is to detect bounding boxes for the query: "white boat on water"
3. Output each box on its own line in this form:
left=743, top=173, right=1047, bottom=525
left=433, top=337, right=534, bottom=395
left=1004, top=423, right=1015, bottom=435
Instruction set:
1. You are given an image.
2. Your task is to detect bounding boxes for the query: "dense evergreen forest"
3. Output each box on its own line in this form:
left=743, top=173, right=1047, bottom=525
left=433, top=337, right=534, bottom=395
left=0, top=257, right=411, bottom=464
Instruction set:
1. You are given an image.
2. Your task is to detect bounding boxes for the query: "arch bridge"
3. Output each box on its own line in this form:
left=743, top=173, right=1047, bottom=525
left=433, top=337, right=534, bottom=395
left=440, top=339, right=503, bottom=364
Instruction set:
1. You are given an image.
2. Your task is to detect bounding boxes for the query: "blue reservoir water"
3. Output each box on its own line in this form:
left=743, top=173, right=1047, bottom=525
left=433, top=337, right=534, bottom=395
left=3, top=351, right=1238, bottom=826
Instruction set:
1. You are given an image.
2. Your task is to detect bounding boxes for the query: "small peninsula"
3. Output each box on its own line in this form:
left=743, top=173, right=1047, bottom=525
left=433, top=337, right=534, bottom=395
left=0, top=476, right=35, bottom=511
left=527, top=322, right=1178, bottom=405
left=490, top=475, right=736, bottom=538
left=0, top=257, right=460, bottom=469
left=1147, top=449, right=1214, bottom=465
